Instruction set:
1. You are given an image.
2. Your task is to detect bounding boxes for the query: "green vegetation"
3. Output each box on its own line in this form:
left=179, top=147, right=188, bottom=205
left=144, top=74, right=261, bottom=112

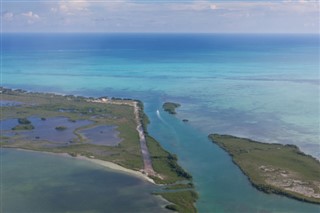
left=55, top=126, right=67, bottom=131
left=18, top=118, right=31, bottom=124
left=165, top=183, right=194, bottom=190
left=163, top=102, right=181, bottom=114
left=139, top=105, right=197, bottom=212
left=164, top=204, right=179, bottom=212
left=155, top=190, right=198, bottom=213
left=146, top=135, right=192, bottom=184
left=138, top=105, right=192, bottom=184
left=209, top=134, right=320, bottom=204
left=12, top=124, right=35, bottom=130
left=1, top=88, right=198, bottom=213
left=1, top=88, right=143, bottom=170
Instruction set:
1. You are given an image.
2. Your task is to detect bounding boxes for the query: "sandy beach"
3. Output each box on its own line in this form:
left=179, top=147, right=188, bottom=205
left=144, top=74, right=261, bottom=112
left=76, top=155, right=156, bottom=184
left=14, top=148, right=155, bottom=184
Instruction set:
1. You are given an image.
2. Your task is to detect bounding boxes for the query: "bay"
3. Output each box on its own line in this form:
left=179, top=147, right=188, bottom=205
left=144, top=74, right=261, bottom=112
left=1, top=149, right=169, bottom=213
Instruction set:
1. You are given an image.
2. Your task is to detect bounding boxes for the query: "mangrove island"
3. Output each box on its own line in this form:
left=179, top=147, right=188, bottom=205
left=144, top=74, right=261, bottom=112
left=162, top=102, right=181, bottom=115
left=209, top=134, right=320, bottom=204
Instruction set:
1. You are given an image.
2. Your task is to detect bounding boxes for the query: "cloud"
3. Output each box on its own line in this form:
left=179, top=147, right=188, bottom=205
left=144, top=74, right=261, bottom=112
left=51, top=0, right=89, bottom=15
left=59, top=4, right=69, bottom=13
left=22, top=11, right=40, bottom=19
left=50, top=7, right=58, bottom=13
left=2, top=11, right=14, bottom=21
left=213, top=1, right=319, bottom=13
left=169, top=1, right=219, bottom=11
left=21, top=11, right=40, bottom=24
left=210, top=4, right=218, bottom=10
left=2, top=0, right=319, bottom=33
left=282, top=0, right=318, bottom=2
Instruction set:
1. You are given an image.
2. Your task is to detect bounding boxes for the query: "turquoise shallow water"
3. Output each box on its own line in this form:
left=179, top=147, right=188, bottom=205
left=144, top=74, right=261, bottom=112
left=1, top=149, right=169, bottom=213
left=2, top=33, right=320, bottom=212
left=148, top=107, right=320, bottom=212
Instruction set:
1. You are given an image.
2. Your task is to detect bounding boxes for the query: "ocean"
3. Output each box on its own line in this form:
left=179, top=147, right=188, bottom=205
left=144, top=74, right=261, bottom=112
left=1, top=33, right=319, bottom=212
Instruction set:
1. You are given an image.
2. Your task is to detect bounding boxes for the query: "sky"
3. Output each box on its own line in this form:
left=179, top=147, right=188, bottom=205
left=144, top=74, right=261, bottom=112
left=1, top=0, right=319, bottom=33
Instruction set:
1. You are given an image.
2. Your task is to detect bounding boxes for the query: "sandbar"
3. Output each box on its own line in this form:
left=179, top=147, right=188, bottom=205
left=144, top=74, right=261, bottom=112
left=76, top=155, right=155, bottom=184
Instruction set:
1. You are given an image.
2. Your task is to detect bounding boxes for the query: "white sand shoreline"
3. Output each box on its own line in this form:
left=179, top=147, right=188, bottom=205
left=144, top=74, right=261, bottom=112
left=76, top=156, right=156, bottom=184
left=5, top=98, right=157, bottom=184
left=10, top=148, right=155, bottom=184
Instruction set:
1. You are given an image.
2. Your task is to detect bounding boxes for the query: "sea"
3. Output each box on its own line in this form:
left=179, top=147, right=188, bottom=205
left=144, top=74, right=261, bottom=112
left=1, top=33, right=319, bottom=212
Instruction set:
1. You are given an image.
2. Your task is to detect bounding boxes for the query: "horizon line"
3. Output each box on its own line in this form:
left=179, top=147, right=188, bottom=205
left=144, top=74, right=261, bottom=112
left=1, top=32, right=319, bottom=35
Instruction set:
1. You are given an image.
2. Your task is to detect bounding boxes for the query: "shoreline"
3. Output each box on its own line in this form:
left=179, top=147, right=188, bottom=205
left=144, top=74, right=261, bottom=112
left=1, top=88, right=197, bottom=213
left=10, top=148, right=155, bottom=184
left=209, top=134, right=320, bottom=205
left=90, top=98, right=157, bottom=176
left=76, top=155, right=156, bottom=184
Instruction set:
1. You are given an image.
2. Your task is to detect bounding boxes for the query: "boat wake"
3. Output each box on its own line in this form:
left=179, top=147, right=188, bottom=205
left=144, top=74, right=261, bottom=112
left=156, top=109, right=165, bottom=123
left=156, top=109, right=179, bottom=147
left=156, top=109, right=172, bottom=127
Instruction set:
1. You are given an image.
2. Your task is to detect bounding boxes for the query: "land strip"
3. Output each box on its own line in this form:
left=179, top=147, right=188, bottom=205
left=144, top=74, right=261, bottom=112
left=209, top=134, right=320, bottom=204
left=0, top=88, right=197, bottom=213
left=90, top=98, right=156, bottom=176
left=133, top=101, right=156, bottom=176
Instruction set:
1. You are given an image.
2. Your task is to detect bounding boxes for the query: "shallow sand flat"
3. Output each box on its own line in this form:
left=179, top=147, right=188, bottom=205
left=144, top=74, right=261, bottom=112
left=3, top=148, right=171, bottom=213
left=14, top=148, right=155, bottom=184
left=76, top=155, right=156, bottom=184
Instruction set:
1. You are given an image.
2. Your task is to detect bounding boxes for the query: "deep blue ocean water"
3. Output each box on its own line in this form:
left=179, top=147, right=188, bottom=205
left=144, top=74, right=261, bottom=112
left=1, top=33, right=320, bottom=212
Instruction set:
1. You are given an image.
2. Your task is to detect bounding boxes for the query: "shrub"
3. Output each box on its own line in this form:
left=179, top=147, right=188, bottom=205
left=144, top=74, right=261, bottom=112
left=55, top=126, right=67, bottom=131
left=18, top=118, right=31, bottom=124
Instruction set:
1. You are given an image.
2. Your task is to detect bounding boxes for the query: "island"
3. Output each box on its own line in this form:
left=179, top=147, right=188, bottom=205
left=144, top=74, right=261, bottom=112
left=209, top=134, right=320, bottom=204
left=162, top=102, right=181, bottom=114
left=0, top=88, right=197, bottom=213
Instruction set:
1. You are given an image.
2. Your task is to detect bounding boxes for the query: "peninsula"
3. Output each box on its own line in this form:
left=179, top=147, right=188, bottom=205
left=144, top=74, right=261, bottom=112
left=0, top=88, right=197, bottom=213
left=209, top=134, right=320, bottom=204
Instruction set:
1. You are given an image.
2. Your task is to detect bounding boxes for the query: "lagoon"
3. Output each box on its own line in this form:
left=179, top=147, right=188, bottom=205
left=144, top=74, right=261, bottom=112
left=1, top=148, right=169, bottom=213
left=80, top=125, right=122, bottom=146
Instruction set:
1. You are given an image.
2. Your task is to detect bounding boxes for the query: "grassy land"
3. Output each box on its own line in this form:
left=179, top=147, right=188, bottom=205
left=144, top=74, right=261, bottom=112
left=164, top=183, right=194, bottom=190
left=1, top=88, right=198, bottom=213
left=1, top=88, right=144, bottom=170
left=146, top=135, right=192, bottom=184
left=137, top=100, right=193, bottom=184
left=155, top=190, right=198, bottom=213
left=138, top=102, right=197, bottom=212
left=162, top=102, right=181, bottom=115
left=12, top=124, right=35, bottom=130
left=209, top=134, right=320, bottom=204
